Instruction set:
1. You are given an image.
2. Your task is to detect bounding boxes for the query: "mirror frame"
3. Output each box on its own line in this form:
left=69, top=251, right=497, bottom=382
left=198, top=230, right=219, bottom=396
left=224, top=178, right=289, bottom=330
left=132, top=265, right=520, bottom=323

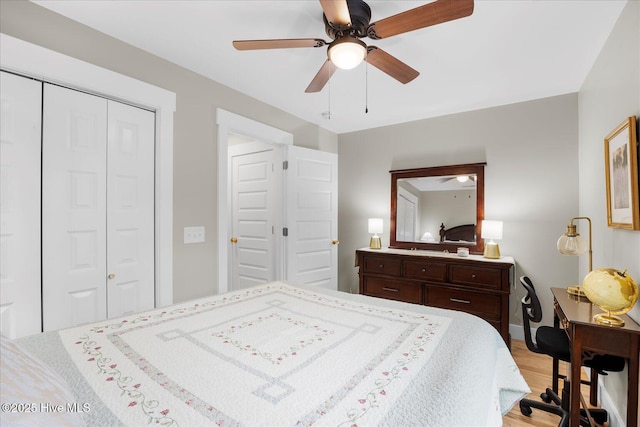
left=389, top=162, right=486, bottom=253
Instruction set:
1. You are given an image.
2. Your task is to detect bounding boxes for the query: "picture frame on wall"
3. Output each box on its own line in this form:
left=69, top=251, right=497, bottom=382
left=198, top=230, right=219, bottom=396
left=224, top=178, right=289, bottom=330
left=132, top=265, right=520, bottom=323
left=604, top=116, right=639, bottom=230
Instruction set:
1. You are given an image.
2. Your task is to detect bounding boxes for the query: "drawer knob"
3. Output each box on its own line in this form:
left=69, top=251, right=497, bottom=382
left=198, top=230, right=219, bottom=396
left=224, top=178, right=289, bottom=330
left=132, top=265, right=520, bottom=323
left=379, top=264, right=384, bottom=268
left=421, top=268, right=427, bottom=272
left=471, top=274, right=477, bottom=279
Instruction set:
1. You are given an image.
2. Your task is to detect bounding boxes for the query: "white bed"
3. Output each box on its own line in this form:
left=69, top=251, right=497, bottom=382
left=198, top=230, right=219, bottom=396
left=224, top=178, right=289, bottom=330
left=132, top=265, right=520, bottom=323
left=1, top=281, right=529, bottom=426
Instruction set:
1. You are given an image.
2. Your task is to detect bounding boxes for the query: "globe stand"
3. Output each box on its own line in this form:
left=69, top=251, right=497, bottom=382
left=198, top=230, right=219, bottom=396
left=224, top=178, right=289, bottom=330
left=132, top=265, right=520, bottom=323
left=593, top=311, right=625, bottom=327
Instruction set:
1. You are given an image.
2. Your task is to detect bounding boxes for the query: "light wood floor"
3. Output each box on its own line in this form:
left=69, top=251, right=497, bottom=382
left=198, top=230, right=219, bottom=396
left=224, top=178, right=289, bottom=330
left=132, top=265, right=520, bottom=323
left=504, top=340, right=601, bottom=427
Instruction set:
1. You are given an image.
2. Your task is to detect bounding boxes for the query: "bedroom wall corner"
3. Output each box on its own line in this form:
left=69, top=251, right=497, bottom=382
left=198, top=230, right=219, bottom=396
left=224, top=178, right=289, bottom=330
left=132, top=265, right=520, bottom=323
left=337, top=94, right=580, bottom=330
left=578, top=0, right=640, bottom=424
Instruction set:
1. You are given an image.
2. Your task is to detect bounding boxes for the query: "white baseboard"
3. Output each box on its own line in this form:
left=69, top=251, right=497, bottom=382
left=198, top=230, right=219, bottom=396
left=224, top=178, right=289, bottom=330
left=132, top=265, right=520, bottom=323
left=509, top=323, right=526, bottom=342
left=509, top=323, right=625, bottom=427
left=598, top=383, right=624, bottom=427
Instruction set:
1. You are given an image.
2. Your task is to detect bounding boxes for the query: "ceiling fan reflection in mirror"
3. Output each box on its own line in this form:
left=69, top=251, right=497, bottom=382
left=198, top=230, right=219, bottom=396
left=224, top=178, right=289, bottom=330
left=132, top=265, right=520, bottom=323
left=233, top=0, right=474, bottom=93
left=439, top=175, right=477, bottom=183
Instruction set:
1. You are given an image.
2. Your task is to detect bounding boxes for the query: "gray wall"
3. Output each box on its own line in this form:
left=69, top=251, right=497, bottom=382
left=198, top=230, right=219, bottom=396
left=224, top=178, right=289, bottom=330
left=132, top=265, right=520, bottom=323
left=578, top=0, right=639, bottom=422
left=338, top=93, right=580, bottom=328
left=0, top=0, right=338, bottom=303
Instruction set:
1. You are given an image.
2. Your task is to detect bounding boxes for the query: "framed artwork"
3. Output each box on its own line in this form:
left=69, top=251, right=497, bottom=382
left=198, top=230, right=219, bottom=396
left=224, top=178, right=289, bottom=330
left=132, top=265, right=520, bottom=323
left=604, top=116, right=639, bottom=230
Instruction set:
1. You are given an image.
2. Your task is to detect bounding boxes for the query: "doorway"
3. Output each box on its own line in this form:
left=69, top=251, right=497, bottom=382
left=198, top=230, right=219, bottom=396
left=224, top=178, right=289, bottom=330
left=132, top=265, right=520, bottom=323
left=216, top=109, right=292, bottom=293
left=216, top=110, right=338, bottom=293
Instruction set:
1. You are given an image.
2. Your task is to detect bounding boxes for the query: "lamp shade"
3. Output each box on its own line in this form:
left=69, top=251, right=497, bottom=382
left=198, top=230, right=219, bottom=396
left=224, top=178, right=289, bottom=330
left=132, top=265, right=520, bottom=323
left=557, top=224, right=587, bottom=255
left=557, top=217, right=592, bottom=272
left=420, top=232, right=435, bottom=242
left=368, top=218, right=383, bottom=234
left=481, top=220, right=503, bottom=240
left=328, top=37, right=366, bottom=70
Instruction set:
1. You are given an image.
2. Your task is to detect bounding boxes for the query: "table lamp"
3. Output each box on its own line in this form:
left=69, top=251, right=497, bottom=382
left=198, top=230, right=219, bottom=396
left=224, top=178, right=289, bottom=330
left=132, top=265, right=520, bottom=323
left=368, top=218, right=383, bottom=249
left=420, top=232, right=435, bottom=242
left=481, top=220, right=503, bottom=259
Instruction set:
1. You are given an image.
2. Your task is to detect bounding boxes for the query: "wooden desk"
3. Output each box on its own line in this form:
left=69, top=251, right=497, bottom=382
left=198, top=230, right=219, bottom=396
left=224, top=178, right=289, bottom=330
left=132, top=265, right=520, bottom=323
left=551, top=288, right=640, bottom=427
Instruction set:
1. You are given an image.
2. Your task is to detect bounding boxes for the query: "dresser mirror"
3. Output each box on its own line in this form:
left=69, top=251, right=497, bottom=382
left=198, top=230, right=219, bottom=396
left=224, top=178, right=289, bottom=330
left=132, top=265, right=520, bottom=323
left=390, top=163, right=485, bottom=253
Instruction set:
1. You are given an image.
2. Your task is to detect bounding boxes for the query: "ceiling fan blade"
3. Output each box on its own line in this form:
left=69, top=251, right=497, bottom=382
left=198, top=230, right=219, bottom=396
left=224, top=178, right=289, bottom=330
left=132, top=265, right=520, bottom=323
left=305, top=60, right=337, bottom=93
left=319, top=0, right=351, bottom=27
left=233, top=38, right=327, bottom=50
left=368, top=0, right=474, bottom=39
left=366, top=47, right=419, bottom=84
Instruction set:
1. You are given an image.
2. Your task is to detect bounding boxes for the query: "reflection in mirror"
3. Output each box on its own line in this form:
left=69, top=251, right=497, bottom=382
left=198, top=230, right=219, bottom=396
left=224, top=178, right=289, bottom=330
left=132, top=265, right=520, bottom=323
left=390, top=163, right=485, bottom=253
left=397, top=174, right=477, bottom=243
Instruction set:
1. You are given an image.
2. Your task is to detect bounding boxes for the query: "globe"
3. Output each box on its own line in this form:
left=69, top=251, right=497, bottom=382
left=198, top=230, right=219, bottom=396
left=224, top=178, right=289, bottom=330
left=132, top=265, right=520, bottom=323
left=582, top=268, right=639, bottom=327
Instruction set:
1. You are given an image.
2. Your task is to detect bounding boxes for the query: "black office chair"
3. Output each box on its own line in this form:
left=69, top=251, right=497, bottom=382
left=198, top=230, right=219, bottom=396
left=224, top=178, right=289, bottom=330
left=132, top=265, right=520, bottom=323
left=518, top=276, right=625, bottom=427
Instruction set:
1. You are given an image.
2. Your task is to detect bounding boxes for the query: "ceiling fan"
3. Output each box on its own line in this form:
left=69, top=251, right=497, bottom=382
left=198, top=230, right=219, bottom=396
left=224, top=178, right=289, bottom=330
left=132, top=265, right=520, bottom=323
left=439, top=175, right=477, bottom=184
left=233, top=0, right=474, bottom=93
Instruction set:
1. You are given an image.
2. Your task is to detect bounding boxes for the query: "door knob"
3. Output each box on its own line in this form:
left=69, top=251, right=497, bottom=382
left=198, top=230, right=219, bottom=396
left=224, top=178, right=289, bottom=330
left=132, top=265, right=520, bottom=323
left=332, top=239, right=339, bottom=245
left=230, top=237, right=238, bottom=243
left=108, top=273, right=115, bottom=280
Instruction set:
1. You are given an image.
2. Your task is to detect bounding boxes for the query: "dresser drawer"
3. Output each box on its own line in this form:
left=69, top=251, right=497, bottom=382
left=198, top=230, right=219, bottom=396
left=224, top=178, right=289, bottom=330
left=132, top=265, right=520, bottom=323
left=449, top=265, right=502, bottom=290
left=403, top=260, right=446, bottom=282
left=362, top=256, right=402, bottom=276
left=427, top=286, right=500, bottom=320
left=363, top=277, right=422, bottom=304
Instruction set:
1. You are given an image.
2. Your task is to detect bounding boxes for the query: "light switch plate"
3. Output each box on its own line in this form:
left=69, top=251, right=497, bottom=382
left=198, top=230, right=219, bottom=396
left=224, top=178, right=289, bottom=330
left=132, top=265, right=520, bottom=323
left=184, top=226, right=205, bottom=244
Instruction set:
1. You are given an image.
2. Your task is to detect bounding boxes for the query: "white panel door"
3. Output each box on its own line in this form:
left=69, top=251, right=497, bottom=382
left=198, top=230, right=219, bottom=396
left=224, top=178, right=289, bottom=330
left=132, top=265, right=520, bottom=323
left=106, top=101, right=155, bottom=318
left=231, top=147, right=279, bottom=289
left=0, top=72, right=42, bottom=338
left=397, top=187, right=418, bottom=241
left=42, top=84, right=108, bottom=331
left=285, top=146, right=338, bottom=290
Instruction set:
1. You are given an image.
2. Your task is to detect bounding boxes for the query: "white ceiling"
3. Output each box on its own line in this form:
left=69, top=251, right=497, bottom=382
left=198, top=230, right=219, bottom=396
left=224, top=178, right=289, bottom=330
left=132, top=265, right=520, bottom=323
left=33, top=0, right=627, bottom=134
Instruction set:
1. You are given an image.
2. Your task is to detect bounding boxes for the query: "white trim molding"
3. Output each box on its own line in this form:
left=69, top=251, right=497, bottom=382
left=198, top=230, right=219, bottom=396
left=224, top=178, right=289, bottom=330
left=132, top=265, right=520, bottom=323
left=1, top=34, right=176, bottom=308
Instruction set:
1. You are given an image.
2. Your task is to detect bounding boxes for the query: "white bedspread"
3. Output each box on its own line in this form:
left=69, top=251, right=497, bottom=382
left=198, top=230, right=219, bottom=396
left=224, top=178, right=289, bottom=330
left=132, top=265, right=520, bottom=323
left=16, top=282, right=529, bottom=426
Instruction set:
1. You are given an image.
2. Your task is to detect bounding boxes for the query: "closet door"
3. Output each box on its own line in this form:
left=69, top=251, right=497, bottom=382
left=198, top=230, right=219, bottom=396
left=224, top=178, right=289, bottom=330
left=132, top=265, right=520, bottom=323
left=0, top=72, right=42, bottom=338
left=106, top=101, right=155, bottom=317
left=42, top=84, right=108, bottom=331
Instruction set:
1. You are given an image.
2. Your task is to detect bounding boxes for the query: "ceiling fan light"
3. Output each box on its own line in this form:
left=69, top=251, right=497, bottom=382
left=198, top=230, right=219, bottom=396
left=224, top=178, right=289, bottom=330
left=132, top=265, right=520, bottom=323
left=328, top=37, right=366, bottom=70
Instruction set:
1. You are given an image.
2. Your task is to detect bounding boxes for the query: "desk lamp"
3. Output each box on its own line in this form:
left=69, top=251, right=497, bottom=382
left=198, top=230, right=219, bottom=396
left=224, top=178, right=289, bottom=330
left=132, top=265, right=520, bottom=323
left=557, top=216, right=592, bottom=295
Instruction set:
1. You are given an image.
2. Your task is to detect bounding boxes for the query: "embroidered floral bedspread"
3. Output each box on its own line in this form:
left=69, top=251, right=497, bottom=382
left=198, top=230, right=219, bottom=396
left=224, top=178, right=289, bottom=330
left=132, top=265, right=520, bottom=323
left=20, top=282, right=530, bottom=426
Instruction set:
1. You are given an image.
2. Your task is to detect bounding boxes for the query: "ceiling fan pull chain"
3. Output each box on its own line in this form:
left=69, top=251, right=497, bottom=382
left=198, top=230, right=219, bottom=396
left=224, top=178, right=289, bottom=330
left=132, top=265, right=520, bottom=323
left=365, top=59, right=369, bottom=114
left=327, top=70, right=332, bottom=119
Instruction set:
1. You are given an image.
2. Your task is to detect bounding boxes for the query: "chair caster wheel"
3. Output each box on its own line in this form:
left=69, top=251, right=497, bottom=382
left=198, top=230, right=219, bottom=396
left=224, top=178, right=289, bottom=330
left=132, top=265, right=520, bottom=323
left=519, top=402, right=532, bottom=416
left=581, top=409, right=608, bottom=425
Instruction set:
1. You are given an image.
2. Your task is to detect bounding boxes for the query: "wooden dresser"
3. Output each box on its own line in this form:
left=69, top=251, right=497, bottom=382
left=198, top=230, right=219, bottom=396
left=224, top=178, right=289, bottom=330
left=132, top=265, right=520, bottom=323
left=356, top=248, right=514, bottom=347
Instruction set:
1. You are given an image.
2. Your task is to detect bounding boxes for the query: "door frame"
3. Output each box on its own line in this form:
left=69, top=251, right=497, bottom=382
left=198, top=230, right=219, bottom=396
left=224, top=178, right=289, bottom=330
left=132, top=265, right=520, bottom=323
left=0, top=34, right=176, bottom=308
left=216, top=109, right=293, bottom=294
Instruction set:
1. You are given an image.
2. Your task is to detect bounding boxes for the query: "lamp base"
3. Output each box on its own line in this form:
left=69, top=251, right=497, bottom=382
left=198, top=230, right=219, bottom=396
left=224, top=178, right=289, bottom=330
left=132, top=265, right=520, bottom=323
left=593, top=312, right=625, bottom=327
left=369, top=236, right=381, bottom=249
left=483, top=243, right=500, bottom=259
